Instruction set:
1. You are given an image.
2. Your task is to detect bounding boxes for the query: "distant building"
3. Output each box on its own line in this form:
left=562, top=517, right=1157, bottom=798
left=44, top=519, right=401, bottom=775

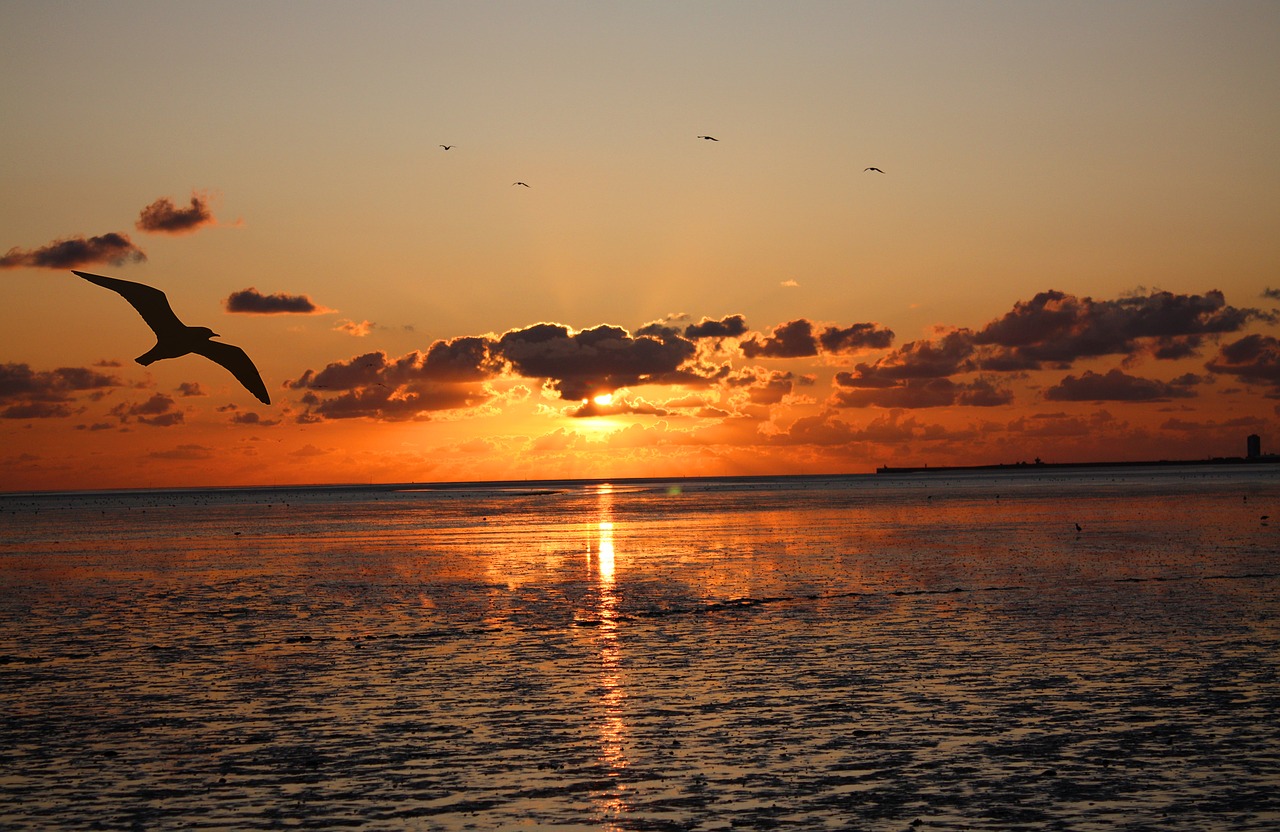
left=1247, top=434, right=1261, bottom=459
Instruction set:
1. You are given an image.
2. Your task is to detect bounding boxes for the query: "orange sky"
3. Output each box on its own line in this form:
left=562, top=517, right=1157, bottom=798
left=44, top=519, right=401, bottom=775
left=3, top=2, right=1279, bottom=491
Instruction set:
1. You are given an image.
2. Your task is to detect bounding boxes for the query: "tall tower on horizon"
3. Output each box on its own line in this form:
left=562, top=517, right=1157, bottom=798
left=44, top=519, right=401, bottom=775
left=1247, top=434, right=1261, bottom=459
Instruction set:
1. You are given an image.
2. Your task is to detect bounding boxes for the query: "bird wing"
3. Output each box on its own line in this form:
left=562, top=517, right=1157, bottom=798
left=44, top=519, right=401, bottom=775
left=73, top=270, right=186, bottom=336
left=191, top=339, right=271, bottom=405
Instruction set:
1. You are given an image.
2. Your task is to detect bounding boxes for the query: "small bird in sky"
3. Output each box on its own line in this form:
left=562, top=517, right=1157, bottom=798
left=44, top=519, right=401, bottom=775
left=865, top=167, right=885, bottom=173
left=697, top=135, right=719, bottom=141
left=439, top=145, right=454, bottom=150
left=512, top=181, right=530, bottom=187
left=72, top=270, right=270, bottom=405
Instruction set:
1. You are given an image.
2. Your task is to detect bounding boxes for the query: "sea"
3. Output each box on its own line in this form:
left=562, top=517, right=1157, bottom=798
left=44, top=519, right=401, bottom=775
left=1, top=465, right=1277, bottom=831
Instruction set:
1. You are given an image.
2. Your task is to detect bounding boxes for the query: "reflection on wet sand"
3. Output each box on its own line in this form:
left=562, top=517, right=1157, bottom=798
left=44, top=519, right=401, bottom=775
left=1, top=468, right=1278, bottom=830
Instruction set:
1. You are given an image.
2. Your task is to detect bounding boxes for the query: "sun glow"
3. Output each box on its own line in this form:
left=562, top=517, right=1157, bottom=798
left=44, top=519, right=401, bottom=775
left=592, top=393, right=614, bottom=406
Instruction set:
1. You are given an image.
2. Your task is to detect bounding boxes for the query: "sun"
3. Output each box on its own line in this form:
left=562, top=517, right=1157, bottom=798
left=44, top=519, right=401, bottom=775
left=592, top=393, right=614, bottom=406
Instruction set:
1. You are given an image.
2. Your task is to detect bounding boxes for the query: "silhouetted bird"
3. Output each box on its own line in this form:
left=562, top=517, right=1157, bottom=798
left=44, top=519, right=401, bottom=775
left=865, top=167, right=885, bottom=173
left=439, top=145, right=453, bottom=150
left=1075, top=523, right=1083, bottom=532
left=512, top=181, right=530, bottom=187
left=72, top=270, right=270, bottom=405
left=696, top=135, right=718, bottom=141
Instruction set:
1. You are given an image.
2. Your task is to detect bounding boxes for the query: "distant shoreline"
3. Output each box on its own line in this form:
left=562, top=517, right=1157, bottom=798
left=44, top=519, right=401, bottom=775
left=875, top=456, right=1280, bottom=475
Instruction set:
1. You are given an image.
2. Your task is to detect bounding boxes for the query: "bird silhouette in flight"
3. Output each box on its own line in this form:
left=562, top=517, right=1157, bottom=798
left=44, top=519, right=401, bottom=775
left=865, top=167, right=885, bottom=173
left=439, top=145, right=453, bottom=150
left=697, top=135, right=719, bottom=141
left=72, top=271, right=271, bottom=405
left=512, top=181, right=530, bottom=187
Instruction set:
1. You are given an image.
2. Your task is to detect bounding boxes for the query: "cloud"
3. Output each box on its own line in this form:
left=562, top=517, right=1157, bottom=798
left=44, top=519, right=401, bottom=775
left=135, top=192, right=216, bottom=234
left=818, top=322, right=895, bottom=353
left=149, top=444, right=213, bottom=460
left=0, top=363, right=124, bottom=418
left=741, top=319, right=819, bottom=358
left=334, top=319, right=375, bottom=337
left=970, top=288, right=1260, bottom=366
left=839, top=288, right=1263, bottom=397
left=109, top=393, right=184, bottom=427
left=829, top=377, right=1013, bottom=409
left=568, top=395, right=672, bottom=418
left=1263, top=288, right=1280, bottom=301
left=683, top=314, right=749, bottom=340
left=741, top=318, right=894, bottom=358
left=0, top=233, right=146, bottom=270
left=1044, top=368, right=1199, bottom=402
left=495, top=323, right=697, bottom=400
left=176, top=382, right=205, bottom=397
left=225, top=288, right=333, bottom=315
left=1205, top=334, right=1280, bottom=392
left=288, top=340, right=501, bottom=421
left=780, top=279, right=800, bottom=288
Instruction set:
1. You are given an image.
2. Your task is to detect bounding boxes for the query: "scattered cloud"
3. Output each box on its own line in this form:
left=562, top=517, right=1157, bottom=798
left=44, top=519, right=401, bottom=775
left=334, top=319, right=375, bottom=337
left=225, top=288, right=334, bottom=315
left=741, top=318, right=894, bottom=358
left=109, top=393, right=184, bottom=427
left=176, top=382, right=205, bottom=397
left=149, top=444, right=213, bottom=460
left=135, top=192, right=216, bottom=234
left=0, top=363, right=123, bottom=419
left=781, top=279, right=800, bottom=288
left=0, top=233, right=146, bottom=270
left=683, top=314, right=749, bottom=340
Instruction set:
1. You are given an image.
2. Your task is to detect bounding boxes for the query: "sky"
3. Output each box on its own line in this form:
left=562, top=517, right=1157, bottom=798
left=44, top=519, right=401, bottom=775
left=2, top=0, right=1279, bottom=491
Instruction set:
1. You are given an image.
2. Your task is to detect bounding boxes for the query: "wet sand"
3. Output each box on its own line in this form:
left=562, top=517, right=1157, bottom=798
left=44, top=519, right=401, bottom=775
left=2, top=468, right=1278, bottom=830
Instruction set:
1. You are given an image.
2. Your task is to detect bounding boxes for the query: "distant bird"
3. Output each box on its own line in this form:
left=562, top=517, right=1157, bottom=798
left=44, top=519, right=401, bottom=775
left=72, top=270, right=270, bottom=405
left=512, top=181, right=530, bottom=187
left=439, top=145, right=454, bottom=150
left=865, top=167, right=885, bottom=173
left=696, top=135, right=718, bottom=141
left=1075, top=523, right=1083, bottom=532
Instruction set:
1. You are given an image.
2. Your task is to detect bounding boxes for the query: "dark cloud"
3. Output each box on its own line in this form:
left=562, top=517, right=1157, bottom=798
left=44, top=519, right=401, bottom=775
left=741, top=319, right=818, bottom=358
left=225, top=288, right=331, bottom=315
left=136, top=193, right=215, bottom=234
left=838, top=288, right=1263, bottom=397
left=972, top=289, right=1259, bottom=366
left=741, top=319, right=894, bottom=358
left=0, top=233, right=145, bottom=269
left=495, top=323, right=697, bottom=400
left=838, top=330, right=977, bottom=385
left=1205, top=334, right=1280, bottom=391
left=0, top=363, right=123, bottom=418
left=1044, top=369, right=1199, bottom=402
left=829, top=377, right=1012, bottom=409
left=684, top=314, right=749, bottom=339
left=287, top=341, right=501, bottom=421
left=818, top=323, right=895, bottom=353
left=176, top=382, right=205, bottom=397
left=110, top=393, right=184, bottom=427
left=1263, top=288, right=1280, bottom=301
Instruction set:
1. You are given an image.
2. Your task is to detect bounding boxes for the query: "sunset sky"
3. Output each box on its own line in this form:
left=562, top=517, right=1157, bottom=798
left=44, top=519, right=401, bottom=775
left=3, top=1, right=1279, bottom=491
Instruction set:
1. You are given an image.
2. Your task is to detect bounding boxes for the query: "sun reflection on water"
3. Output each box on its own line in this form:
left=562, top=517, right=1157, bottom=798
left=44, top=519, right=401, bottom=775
left=589, top=483, right=629, bottom=825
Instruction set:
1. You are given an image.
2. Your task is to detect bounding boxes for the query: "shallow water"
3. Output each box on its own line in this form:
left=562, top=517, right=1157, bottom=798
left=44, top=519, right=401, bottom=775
left=2, top=467, right=1278, bottom=830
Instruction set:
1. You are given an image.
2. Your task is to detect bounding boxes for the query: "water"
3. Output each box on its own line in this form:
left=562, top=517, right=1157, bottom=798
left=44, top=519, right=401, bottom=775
left=2, top=466, right=1278, bottom=830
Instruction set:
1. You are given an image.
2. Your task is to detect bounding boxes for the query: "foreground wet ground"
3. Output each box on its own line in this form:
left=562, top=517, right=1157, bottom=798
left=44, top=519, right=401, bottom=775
left=2, top=470, right=1277, bottom=830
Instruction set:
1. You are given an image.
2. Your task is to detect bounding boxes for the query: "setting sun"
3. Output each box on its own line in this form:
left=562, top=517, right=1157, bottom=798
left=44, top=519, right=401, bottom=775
left=592, top=393, right=614, bottom=407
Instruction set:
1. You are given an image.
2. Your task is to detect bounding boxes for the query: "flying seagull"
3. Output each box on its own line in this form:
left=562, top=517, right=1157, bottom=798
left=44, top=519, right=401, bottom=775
left=72, top=270, right=271, bottom=405
left=439, top=145, right=453, bottom=150
left=512, top=181, right=530, bottom=187
left=865, top=167, right=885, bottom=173
left=696, top=135, right=719, bottom=141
